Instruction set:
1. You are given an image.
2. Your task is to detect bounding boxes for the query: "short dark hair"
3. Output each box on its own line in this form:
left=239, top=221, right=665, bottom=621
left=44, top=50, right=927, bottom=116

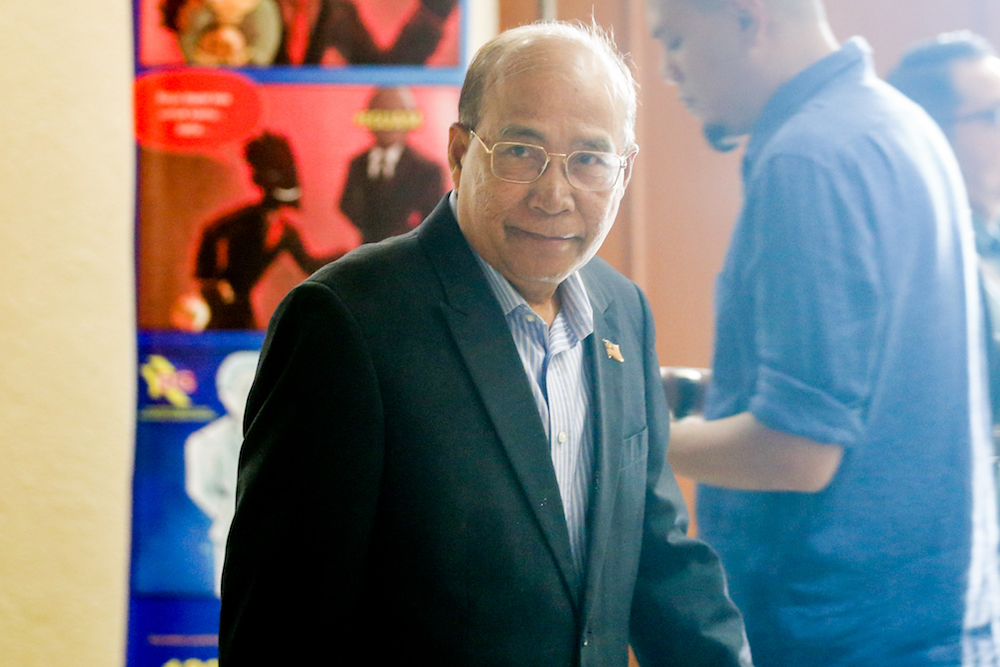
left=244, top=132, right=298, bottom=190
left=458, top=20, right=639, bottom=150
left=887, top=31, right=996, bottom=133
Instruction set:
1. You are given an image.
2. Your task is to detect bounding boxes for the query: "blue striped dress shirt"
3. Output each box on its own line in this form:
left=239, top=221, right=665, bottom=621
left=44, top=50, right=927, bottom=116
left=473, top=253, right=595, bottom=577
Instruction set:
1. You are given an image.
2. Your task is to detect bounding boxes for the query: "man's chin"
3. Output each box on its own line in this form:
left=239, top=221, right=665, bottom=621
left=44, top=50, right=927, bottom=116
left=703, top=123, right=740, bottom=153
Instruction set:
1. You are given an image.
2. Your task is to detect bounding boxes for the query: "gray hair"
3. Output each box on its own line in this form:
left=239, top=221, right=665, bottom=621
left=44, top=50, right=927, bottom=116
left=458, top=20, right=639, bottom=150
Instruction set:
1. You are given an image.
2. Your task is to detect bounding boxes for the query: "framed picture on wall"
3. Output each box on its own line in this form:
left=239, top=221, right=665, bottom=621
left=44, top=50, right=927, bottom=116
left=135, top=0, right=465, bottom=83
left=135, top=70, right=459, bottom=331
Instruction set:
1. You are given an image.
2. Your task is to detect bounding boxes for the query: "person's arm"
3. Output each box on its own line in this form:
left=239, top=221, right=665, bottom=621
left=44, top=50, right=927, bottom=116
left=669, top=412, right=843, bottom=492
left=219, top=277, right=383, bottom=662
left=687, top=154, right=875, bottom=493
left=306, top=0, right=381, bottom=65
left=193, top=220, right=237, bottom=306
left=338, top=156, right=365, bottom=229
left=276, top=220, right=343, bottom=274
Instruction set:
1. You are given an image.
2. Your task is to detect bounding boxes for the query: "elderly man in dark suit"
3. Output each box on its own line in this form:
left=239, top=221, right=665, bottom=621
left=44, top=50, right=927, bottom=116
left=220, top=20, right=751, bottom=667
left=339, top=86, right=445, bottom=244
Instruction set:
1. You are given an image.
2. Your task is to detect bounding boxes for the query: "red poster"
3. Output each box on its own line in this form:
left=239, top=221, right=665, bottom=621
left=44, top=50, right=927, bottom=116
left=128, top=2, right=465, bottom=665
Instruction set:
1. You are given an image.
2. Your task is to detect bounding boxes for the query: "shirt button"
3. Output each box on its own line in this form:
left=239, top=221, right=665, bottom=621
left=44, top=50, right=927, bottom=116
left=525, top=314, right=537, bottom=323
left=558, top=431, right=568, bottom=444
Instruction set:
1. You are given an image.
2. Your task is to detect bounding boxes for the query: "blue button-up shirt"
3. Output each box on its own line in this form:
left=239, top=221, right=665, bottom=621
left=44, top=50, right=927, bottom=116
left=700, top=37, right=1000, bottom=665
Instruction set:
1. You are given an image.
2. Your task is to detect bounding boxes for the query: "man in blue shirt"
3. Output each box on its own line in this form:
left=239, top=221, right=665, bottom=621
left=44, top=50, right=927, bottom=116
left=648, top=0, right=1000, bottom=665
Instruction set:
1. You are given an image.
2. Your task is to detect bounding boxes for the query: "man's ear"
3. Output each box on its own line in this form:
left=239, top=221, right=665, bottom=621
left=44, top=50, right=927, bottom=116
left=621, top=149, right=638, bottom=190
left=728, top=0, right=768, bottom=48
left=447, top=123, right=470, bottom=189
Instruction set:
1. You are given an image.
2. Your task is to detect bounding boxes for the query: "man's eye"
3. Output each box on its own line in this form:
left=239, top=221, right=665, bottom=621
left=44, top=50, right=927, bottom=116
left=667, top=37, right=682, bottom=51
left=500, top=144, right=532, bottom=159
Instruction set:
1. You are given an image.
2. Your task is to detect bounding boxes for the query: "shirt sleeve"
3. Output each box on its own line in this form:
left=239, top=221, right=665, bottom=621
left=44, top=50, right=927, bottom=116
left=743, top=153, right=880, bottom=449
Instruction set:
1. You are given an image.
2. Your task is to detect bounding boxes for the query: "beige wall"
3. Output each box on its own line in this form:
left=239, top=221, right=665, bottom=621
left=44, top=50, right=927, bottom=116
left=0, top=2, right=136, bottom=665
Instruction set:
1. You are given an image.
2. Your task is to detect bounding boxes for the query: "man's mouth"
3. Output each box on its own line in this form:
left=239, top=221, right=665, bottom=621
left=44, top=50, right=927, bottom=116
left=507, top=226, right=579, bottom=244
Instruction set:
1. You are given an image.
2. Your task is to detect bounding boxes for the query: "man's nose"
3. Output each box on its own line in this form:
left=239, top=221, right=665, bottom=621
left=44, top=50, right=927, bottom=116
left=532, top=156, right=575, bottom=214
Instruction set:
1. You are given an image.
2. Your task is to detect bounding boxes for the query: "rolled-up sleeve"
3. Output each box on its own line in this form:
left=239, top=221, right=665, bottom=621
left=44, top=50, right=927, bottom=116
left=743, top=153, right=881, bottom=449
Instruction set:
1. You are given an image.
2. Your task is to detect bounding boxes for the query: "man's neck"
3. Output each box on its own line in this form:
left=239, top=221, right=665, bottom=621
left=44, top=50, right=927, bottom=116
left=761, top=15, right=840, bottom=100
left=515, top=284, right=561, bottom=327
left=737, top=18, right=840, bottom=140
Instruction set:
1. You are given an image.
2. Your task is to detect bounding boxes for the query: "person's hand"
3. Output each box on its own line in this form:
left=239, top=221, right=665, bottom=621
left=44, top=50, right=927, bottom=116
left=170, top=292, right=211, bottom=331
left=661, top=366, right=711, bottom=420
left=217, top=280, right=236, bottom=303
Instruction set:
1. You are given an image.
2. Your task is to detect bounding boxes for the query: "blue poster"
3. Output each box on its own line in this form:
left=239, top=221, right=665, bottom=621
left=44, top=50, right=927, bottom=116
left=127, top=332, right=263, bottom=666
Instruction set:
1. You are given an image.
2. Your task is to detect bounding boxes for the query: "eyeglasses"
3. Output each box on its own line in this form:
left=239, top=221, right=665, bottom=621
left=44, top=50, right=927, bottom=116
left=469, top=129, right=635, bottom=192
left=954, top=107, right=1000, bottom=128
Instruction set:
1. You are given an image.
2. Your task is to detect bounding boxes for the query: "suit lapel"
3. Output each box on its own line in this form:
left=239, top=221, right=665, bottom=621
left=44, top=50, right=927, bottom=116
left=417, top=202, right=583, bottom=607
left=580, top=269, right=624, bottom=618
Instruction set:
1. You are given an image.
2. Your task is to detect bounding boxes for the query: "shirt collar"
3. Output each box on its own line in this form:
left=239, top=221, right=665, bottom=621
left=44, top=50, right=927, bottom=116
left=474, top=254, right=594, bottom=342
left=744, top=37, right=874, bottom=177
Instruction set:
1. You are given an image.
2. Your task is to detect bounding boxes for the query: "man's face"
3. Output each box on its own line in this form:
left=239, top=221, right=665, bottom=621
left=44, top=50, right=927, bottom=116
left=449, top=41, right=631, bottom=302
left=950, top=55, right=1000, bottom=221
left=649, top=0, right=760, bottom=145
left=368, top=88, right=414, bottom=148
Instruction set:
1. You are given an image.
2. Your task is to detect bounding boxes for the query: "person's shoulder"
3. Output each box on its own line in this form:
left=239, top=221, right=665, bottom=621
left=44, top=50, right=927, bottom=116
left=769, top=76, right=926, bottom=164
left=303, top=230, right=435, bottom=310
left=347, top=149, right=370, bottom=168
left=315, top=231, right=422, bottom=280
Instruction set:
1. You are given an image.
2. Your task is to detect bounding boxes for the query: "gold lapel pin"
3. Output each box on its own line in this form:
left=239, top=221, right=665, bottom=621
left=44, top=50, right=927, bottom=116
left=603, top=339, right=624, bottom=363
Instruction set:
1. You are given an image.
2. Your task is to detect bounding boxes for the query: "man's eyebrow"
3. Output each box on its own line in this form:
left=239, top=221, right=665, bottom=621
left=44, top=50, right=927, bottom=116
left=578, top=137, right=614, bottom=152
left=498, top=125, right=615, bottom=152
left=498, top=125, right=546, bottom=142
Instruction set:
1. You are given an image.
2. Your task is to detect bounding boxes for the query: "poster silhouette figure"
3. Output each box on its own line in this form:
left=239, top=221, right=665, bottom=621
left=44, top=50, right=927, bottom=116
left=190, top=132, right=341, bottom=330
left=273, top=0, right=457, bottom=65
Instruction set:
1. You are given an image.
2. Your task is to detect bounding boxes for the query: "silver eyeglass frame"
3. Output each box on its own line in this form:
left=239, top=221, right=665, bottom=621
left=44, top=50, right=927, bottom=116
left=468, top=129, right=636, bottom=192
